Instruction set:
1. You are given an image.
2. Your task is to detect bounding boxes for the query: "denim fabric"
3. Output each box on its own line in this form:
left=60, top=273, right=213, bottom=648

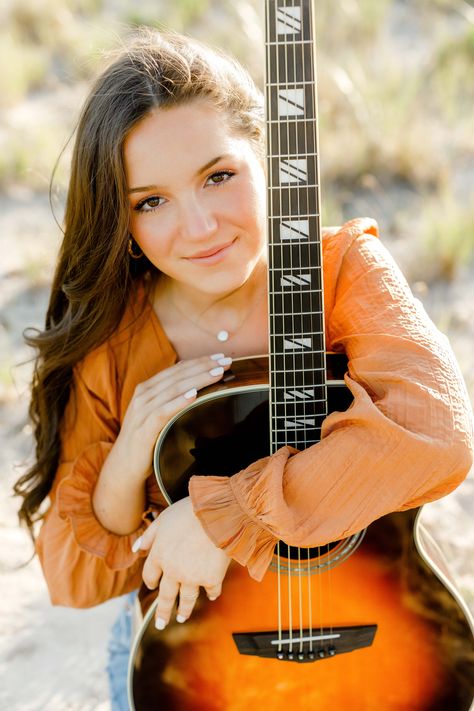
left=106, top=591, right=137, bottom=711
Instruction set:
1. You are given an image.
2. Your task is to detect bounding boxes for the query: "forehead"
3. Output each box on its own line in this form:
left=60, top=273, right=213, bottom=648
left=124, top=101, right=243, bottom=180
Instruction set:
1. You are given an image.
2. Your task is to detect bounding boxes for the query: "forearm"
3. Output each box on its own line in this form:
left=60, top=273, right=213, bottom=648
left=92, top=437, right=148, bottom=535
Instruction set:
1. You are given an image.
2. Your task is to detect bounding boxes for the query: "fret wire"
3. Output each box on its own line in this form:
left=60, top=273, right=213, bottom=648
left=267, top=153, right=319, bottom=158
left=267, top=118, right=311, bottom=124
left=265, top=40, right=315, bottom=46
left=268, top=184, right=319, bottom=189
left=267, top=80, right=317, bottom=86
left=269, top=311, right=323, bottom=316
left=269, top=290, right=323, bottom=296
left=268, top=216, right=320, bottom=220
left=272, top=367, right=326, bottom=376
left=271, top=400, right=327, bottom=405
left=269, top=353, right=326, bottom=357
left=273, top=428, right=323, bottom=433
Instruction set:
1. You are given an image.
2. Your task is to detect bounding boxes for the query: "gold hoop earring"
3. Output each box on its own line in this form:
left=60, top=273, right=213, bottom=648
left=128, top=237, right=143, bottom=259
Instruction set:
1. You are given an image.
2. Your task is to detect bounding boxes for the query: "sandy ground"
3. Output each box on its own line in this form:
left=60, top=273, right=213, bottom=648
left=0, top=191, right=473, bottom=710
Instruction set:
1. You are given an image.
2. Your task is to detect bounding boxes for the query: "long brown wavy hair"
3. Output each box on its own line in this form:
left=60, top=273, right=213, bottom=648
left=14, top=28, right=264, bottom=536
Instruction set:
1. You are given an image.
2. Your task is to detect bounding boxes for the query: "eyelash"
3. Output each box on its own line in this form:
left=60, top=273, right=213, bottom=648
left=134, top=170, right=235, bottom=214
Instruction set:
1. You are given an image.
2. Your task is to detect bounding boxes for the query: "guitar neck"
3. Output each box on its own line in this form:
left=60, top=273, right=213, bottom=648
left=265, top=0, right=327, bottom=451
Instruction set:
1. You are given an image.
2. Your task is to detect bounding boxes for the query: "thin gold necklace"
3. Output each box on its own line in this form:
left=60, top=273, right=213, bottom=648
left=168, top=286, right=267, bottom=342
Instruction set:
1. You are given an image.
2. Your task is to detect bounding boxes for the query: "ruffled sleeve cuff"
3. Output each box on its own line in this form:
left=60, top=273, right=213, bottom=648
left=189, top=447, right=297, bottom=581
left=56, top=442, right=149, bottom=570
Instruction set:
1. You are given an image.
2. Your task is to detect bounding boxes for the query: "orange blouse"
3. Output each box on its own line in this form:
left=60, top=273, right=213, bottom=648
left=36, top=218, right=474, bottom=607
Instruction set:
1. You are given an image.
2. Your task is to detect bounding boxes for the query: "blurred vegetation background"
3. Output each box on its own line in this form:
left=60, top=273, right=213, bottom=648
left=1, top=0, right=473, bottom=279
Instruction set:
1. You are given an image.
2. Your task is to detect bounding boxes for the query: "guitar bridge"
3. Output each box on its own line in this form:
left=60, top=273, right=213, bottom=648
left=232, top=624, right=377, bottom=663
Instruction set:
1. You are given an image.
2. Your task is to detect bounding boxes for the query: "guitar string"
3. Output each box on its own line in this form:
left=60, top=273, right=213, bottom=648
left=268, top=0, right=283, bottom=656
left=303, top=0, right=323, bottom=656
left=292, top=0, right=305, bottom=657
left=282, top=0, right=294, bottom=656
left=312, top=1, right=326, bottom=656
left=300, top=0, right=312, bottom=657
left=313, top=2, right=335, bottom=652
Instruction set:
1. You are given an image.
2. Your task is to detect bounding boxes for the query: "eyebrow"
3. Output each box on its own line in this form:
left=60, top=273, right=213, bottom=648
left=127, top=155, right=227, bottom=194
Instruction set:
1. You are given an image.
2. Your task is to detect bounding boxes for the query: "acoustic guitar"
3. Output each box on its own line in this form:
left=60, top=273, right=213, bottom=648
left=128, top=1, right=474, bottom=708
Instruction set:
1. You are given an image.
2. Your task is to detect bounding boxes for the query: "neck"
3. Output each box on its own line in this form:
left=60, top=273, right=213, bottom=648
left=157, top=258, right=268, bottom=326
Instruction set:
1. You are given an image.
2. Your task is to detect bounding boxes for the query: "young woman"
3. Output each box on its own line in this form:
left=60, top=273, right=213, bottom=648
left=15, top=28, right=473, bottom=709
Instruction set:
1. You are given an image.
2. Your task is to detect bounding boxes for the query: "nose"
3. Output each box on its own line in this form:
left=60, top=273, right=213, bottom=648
left=179, top=195, right=218, bottom=242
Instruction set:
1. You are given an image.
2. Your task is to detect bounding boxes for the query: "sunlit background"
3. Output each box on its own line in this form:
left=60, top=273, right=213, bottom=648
left=0, top=1, right=473, bottom=708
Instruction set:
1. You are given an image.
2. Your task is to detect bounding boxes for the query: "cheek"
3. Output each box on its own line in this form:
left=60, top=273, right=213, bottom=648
left=129, top=213, right=172, bottom=257
left=239, top=181, right=266, bottom=239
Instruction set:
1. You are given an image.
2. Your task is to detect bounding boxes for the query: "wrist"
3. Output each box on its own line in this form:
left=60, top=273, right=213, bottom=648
left=110, top=430, right=153, bottom=484
left=92, top=441, right=148, bottom=535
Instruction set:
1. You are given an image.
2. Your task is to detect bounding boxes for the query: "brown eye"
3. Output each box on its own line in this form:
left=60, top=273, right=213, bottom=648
left=207, top=171, right=234, bottom=185
left=135, top=195, right=164, bottom=212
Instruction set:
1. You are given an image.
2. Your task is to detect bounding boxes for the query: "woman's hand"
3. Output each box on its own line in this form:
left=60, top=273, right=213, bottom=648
left=92, top=353, right=231, bottom=535
left=109, top=353, right=232, bottom=482
left=134, top=497, right=231, bottom=628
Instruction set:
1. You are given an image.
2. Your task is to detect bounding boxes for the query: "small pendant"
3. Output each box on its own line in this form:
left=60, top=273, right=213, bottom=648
left=217, top=330, right=229, bottom=342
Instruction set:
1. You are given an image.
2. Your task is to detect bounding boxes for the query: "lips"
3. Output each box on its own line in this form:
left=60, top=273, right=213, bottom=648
left=183, top=238, right=237, bottom=267
left=186, top=240, right=235, bottom=260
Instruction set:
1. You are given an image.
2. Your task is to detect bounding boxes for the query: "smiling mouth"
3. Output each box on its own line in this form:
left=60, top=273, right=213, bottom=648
left=185, top=238, right=237, bottom=263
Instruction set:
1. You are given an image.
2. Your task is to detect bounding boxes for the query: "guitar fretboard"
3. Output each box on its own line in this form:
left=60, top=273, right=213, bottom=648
left=265, top=0, right=327, bottom=451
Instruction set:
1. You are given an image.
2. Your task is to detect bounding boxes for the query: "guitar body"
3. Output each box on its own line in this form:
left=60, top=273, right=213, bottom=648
left=128, top=356, right=474, bottom=711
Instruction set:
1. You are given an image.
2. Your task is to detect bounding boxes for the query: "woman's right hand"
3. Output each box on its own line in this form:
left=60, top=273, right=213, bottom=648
left=113, top=352, right=232, bottom=483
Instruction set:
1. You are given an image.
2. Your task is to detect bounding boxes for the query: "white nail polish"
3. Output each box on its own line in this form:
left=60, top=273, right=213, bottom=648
left=176, top=614, right=186, bottom=623
left=155, top=617, right=166, bottom=630
left=209, top=367, right=224, bottom=377
left=217, top=357, right=232, bottom=366
left=131, top=536, right=143, bottom=553
left=184, top=387, right=197, bottom=400
left=210, top=353, right=225, bottom=360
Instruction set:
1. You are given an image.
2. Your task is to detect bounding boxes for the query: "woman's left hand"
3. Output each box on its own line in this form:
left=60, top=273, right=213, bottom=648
left=133, top=497, right=231, bottom=629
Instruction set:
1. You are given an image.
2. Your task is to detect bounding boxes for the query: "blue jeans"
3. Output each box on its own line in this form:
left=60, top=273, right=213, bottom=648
left=106, top=591, right=137, bottom=711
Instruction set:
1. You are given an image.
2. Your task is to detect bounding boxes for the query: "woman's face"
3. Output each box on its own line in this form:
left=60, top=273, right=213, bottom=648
left=124, top=100, right=267, bottom=296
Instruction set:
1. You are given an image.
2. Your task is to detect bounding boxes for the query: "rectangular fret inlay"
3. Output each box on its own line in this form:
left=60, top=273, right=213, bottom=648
left=283, top=337, right=312, bottom=350
left=279, top=158, right=308, bottom=184
left=276, top=6, right=302, bottom=36
left=280, top=219, right=309, bottom=241
left=278, top=88, right=305, bottom=117
left=279, top=273, right=311, bottom=287
left=284, top=418, right=316, bottom=428
left=284, top=388, right=315, bottom=400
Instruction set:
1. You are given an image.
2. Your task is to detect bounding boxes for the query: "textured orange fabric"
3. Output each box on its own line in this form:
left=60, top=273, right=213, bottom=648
left=36, top=219, right=473, bottom=607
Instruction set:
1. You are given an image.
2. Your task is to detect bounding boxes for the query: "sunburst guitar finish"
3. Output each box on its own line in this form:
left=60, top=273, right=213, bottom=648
left=128, top=357, right=474, bottom=711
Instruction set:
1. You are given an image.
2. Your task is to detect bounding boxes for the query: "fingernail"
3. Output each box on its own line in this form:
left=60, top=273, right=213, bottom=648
left=209, top=367, right=224, bottom=377
left=210, top=353, right=225, bottom=360
left=132, top=536, right=143, bottom=553
left=208, top=597, right=217, bottom=601
left=176, top=614, right=186, bottom=623
left=183, top=387, right=197, bottom=400
left=217, top=357, right=232, bottom=366
left=155, top=617, right=166, bottom=630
